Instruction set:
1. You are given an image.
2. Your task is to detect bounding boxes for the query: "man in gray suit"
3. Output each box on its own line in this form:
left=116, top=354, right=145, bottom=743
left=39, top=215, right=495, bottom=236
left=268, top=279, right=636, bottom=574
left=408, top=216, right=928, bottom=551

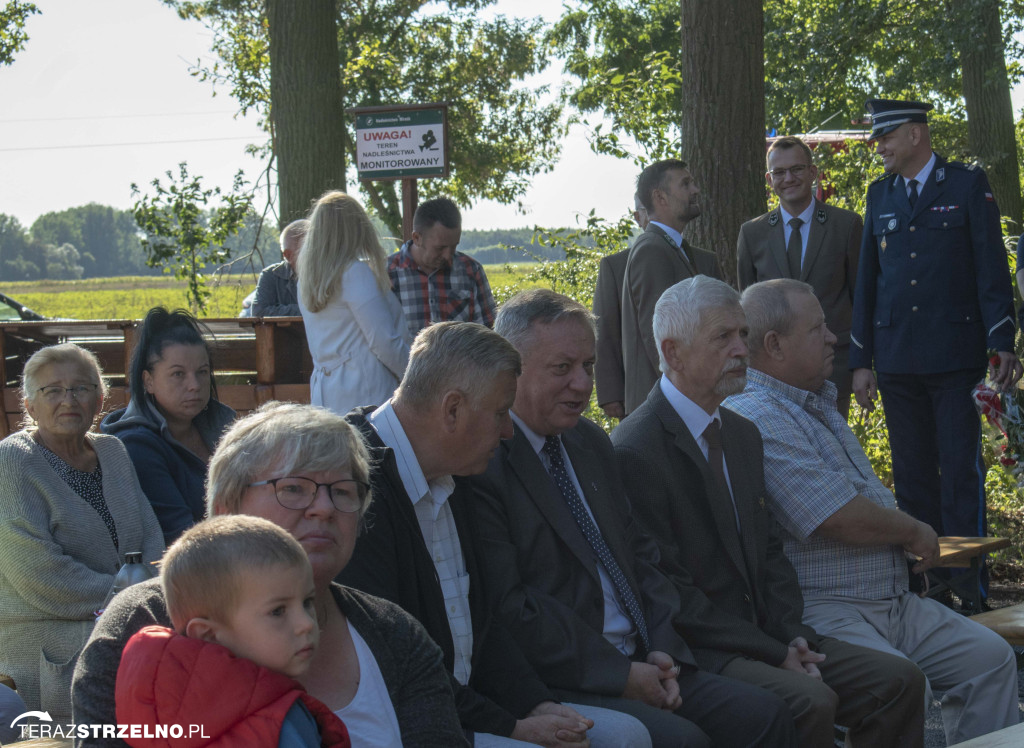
left=612, top=276, right=925, bottom=747
left=594, top=194, right=649, bottom=421
left=622, top=160, right=723, bottom=414
left=737, top=136, right=862, bottom=415
left=471, top=289, right=796, bottom=748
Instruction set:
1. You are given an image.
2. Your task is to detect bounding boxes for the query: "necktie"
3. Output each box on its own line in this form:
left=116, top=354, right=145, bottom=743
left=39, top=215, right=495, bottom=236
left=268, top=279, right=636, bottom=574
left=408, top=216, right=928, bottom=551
left=786, top=217, right=804, bottom=278
left=908, top=178, right=919, bottom=209
left=542, top=435, right=651, bottom=652
left=702, top=420, right=741, bottom=532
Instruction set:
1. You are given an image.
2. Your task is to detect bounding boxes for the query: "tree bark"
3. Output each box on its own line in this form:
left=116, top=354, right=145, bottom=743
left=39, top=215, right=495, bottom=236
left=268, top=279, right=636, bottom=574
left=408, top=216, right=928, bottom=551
left=958, top=0, right=1022, bottom=231
left=267, top=0, right=347, bottom=227
left=680, top=0, right=765, bottom=285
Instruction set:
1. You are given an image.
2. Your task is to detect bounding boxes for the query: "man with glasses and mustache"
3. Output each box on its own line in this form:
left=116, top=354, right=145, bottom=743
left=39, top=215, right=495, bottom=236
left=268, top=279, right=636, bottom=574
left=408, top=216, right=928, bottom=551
left=621, top=160, right=723, bottom=415
left=737, top=136, right=863, bottom=417
left=613, top=276, right=925, bottom=748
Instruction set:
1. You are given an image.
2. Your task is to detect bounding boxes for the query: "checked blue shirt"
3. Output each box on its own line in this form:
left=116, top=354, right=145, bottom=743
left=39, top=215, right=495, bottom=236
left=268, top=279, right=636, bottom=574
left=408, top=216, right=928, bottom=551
left=726, top=369, right=908, bottom=601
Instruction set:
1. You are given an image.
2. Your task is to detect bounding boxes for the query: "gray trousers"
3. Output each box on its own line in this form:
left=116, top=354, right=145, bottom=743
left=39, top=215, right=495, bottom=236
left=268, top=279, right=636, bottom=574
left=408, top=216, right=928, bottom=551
left=802, top=592, right=1019, bottom=745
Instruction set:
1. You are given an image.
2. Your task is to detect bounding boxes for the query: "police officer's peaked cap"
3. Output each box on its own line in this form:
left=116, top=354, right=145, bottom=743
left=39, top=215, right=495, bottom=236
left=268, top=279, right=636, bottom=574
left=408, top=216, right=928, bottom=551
left=865, top=99, right=933, bottom=139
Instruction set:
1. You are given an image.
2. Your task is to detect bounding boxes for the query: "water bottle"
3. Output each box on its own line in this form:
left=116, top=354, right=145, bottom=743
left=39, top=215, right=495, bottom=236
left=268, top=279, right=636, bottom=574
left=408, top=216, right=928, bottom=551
left=95, top=552, right=155, bottom=618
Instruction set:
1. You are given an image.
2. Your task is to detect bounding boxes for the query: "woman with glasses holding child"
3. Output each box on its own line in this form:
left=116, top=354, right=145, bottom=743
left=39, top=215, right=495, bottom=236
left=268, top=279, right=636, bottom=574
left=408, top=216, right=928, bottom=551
left=74, top=402, right=465, bottom=747
left=0, top=343, right=164, bottom=725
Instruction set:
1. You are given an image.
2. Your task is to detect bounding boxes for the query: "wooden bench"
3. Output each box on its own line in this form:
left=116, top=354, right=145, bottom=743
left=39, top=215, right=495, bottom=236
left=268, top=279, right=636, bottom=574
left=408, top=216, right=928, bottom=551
left=924, top=537, right=1010, bottom=611
left=965, top=603, right=1024, bottom=646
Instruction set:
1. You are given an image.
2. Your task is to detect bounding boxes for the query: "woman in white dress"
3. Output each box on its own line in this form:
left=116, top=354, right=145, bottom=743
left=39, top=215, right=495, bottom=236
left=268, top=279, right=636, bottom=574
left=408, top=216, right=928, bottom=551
left=298, top=191, right=412, bottom=415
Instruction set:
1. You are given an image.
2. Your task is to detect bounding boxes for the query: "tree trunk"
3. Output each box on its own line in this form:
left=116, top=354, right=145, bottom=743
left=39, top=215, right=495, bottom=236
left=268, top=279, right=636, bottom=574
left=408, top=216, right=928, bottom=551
left=680, top=0, right=765, bottom=286
left=959, top=0, right=1022, bottom=231
left=267, top=0, right=347, bottom=227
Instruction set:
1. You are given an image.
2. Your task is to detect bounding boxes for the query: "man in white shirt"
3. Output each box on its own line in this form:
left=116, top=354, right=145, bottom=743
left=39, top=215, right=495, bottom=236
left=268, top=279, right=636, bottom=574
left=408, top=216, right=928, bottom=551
left=339, top=321, right=650, bottom=747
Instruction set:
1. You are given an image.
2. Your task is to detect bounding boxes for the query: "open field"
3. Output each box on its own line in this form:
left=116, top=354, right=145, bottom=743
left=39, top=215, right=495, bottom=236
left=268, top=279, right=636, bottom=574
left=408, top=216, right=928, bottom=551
left=3, top=263, right=540, bottom=319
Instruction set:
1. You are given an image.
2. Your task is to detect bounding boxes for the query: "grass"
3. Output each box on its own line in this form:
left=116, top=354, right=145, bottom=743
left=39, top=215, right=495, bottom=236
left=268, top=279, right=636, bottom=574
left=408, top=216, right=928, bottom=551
left=4, top=264, right=540, bottom=319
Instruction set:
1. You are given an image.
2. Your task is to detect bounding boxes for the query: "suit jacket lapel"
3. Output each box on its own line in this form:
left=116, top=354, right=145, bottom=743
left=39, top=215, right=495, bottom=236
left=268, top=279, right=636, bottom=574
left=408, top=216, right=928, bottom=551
left=767, top=215, right=788, bottom=278
left=564, top=426, right=649, bottom=606
left=651, top=389, right=750, bottom=584
left=648, top=224, right=697, bottom=276
left=505, top=426, right=602, bottom=585
left=720, top=412, right=762, bottom=588
left=800, top=201, right=827, bottom=281
left=912, top=157, right=944, bottom=220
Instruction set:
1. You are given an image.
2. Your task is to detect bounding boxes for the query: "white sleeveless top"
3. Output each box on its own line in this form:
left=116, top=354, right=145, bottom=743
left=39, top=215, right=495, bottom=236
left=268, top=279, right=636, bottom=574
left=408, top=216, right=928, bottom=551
left=334, top=621, right=403, bottom=747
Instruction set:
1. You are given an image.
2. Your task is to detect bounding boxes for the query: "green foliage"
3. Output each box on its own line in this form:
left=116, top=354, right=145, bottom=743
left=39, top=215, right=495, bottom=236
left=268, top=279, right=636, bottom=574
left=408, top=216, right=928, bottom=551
left=31, top=204, right=153, bottom=278
left=132, top=163, right=252, bottom=315
left=0, top=0, right=37, bottom=66
left=163, top=0, right=565, bottom=236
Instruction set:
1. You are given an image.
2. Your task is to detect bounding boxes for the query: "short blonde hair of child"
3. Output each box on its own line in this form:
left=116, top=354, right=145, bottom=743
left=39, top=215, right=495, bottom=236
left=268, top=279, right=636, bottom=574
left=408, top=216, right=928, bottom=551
left=161, top=515, right=311, bottom=633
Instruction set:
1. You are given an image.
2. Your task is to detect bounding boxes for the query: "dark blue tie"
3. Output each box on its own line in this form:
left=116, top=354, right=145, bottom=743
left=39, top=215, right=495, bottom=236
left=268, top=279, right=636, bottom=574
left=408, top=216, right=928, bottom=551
left=542, top=435, right=651, bottom=652
left=908, top=178, right=919, bottom=209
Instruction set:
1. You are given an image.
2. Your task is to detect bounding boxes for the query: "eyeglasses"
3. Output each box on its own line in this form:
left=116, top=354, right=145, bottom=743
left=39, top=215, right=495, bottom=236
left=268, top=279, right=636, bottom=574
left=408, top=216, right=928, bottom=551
left=37, top=384, right=99, bottom=402
left=247, top=476, right=368, bottom=513
left=767, top=165, right=812, bottom=179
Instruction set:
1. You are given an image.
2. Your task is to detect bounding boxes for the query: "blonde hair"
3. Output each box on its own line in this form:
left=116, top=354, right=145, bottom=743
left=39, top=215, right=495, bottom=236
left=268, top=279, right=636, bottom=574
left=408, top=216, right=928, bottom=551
left=298, top=191, right=390, bottom=312
left=161, top=515, right=310, bottom=632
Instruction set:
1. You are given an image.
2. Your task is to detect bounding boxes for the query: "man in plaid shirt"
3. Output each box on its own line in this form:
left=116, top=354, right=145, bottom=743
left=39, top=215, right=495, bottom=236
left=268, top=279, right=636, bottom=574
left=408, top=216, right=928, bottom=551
left=726, top=278, right=1019, bottom=746
left=388, top=198, right=497, bottom=336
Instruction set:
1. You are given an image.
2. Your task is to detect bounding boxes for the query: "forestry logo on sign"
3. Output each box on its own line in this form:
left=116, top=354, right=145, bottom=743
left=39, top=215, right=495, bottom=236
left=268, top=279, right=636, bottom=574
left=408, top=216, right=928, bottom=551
left=354, top=106, right=448, bottom=180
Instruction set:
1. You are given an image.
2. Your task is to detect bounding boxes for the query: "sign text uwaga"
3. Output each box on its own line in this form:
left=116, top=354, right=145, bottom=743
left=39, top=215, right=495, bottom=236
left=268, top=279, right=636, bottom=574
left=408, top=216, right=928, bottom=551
left=356, top=109, right=446, bottom=180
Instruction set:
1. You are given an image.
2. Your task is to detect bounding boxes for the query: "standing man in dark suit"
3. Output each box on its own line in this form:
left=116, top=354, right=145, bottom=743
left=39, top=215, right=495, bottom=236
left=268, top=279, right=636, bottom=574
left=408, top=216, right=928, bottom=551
left=850, top=99, right=1021, bottom=600
left=339, top=321, right=649, bottom=747
left=594, top=194, right=649, bottom=421
left=612, top=276, right=925, bottom=747
left=737, top=136, right=862, bottom=416
left=622, top=160, right=723, bottom=414
left=472, top=289, right=796, bottom=748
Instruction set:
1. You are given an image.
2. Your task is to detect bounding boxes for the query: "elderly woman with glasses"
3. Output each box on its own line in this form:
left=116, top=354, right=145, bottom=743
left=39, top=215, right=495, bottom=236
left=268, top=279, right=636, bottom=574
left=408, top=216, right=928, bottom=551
left=74, top=401, right=465, bottom=748
left=0, top=343, right=164, bottom=725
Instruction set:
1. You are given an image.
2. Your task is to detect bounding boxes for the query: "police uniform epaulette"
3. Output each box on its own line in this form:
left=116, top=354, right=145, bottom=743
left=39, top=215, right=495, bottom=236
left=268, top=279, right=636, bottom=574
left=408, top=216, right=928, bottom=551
left=943, top=160, right=977, bottom=173
left=869, top=172, right=890, bottom=185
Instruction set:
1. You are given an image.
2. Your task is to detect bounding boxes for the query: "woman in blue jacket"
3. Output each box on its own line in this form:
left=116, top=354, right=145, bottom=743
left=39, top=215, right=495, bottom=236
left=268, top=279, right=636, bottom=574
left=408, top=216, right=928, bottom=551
left=102, top=307, right=235, bottom=544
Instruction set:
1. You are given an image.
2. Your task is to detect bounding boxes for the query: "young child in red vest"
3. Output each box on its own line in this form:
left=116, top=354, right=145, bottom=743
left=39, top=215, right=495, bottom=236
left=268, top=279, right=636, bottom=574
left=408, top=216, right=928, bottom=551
left=115, top=515, right=350, bottom=748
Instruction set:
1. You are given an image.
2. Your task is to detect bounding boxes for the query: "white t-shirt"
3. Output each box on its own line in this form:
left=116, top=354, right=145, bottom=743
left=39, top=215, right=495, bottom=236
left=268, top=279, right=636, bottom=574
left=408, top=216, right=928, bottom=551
left=334, top=622, right=403, bottom=747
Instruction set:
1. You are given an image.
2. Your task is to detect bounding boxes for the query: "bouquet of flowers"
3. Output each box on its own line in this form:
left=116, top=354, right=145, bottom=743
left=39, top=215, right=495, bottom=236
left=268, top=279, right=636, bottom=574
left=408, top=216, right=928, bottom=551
left=973, top=364, right=1024, bottom=485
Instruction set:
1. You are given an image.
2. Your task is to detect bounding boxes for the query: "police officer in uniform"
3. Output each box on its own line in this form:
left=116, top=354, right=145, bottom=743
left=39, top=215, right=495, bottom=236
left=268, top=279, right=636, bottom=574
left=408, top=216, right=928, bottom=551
left=850, top=99, right=1021, bottom=604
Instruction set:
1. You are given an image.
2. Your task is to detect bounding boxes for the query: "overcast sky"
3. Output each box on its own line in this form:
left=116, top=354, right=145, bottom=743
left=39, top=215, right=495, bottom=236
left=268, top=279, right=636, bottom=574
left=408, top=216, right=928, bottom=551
left=2, top=1, right=1021, bottom=233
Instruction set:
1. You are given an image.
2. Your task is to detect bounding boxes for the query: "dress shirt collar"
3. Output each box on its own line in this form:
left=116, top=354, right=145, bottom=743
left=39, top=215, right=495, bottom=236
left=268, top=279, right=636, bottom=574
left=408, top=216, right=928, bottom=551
left=648, top=220, right=684, bottom=249
left=905, top=152, right=937, bottom=192
left=369, top=400, right=455, bottom=507
left=659, top=375, right=721, bottom=443
left=743, top=368, right=838, bottom=414
left=779, top=198, right=815, bottom=228
left=511, top=411, right=550, bottom=457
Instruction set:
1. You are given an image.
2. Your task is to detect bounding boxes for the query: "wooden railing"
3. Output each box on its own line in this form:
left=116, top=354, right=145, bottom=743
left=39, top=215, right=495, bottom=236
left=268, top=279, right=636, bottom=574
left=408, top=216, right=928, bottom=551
left=0, top=317, right=312, bottom=437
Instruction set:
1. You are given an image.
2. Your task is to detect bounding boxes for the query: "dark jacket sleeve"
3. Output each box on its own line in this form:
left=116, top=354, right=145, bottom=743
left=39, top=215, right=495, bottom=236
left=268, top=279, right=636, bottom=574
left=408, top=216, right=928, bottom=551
left=252, top=264, right=301, bottom=317
left=117, top=429, right=204, bottom=545
left=338, top=468, right=529, bottom=737
left=72, top=579, right=170, bottom=748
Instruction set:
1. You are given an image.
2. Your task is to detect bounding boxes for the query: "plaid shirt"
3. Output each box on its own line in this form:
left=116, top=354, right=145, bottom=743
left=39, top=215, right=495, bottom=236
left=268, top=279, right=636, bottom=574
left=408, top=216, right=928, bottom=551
left=388, top=241, right=497, bottom=337
left=725, top=369, right=908, bottom=601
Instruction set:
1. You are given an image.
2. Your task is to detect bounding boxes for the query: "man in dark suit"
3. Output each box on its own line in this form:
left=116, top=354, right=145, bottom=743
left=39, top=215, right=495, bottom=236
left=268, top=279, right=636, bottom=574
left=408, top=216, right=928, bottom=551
left=471, top=289, right=796, bottom=748
left=594, top=194, right=649, bottom=421
left=850, top=99, right=1021, bottom=600
left=612, top=276, right=925, bottom=747
left=621, top=160, right=723, bottom=414
left=338, top=321, right=648, bottom=747
left=737, top=136, right=862, bottom=416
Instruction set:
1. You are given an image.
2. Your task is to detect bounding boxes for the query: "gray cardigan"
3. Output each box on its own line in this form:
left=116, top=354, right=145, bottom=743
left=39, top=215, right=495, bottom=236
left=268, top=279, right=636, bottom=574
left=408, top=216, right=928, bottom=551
left=0, top=430, right=164, bottom=722
left=72, top=579, right=467, bottom=747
